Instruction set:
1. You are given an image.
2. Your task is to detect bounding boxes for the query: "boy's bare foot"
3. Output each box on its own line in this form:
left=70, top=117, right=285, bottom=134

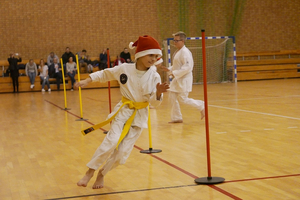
left=168, top=120, right=183, bottom=123
left=201, top=109, right=205, bottom=120
left=92, top=169, right=104, bottom=189
left=77, top=168, right=95, bottom=187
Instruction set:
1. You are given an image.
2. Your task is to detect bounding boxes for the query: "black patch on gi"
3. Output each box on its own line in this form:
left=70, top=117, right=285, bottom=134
left=120, top=73, right=128, bottom=84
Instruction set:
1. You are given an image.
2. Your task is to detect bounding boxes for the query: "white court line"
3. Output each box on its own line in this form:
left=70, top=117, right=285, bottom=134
left=209, top=95, right=300, bottom=102
left=288, top=126, right=298, bottom=129
left=209, top=105, right=300, bottom=120
left=264, top=128, right=274, bottom=130
left=216, top=127, right=297, bottom=135
left=240, top=130, right=251, bottom=133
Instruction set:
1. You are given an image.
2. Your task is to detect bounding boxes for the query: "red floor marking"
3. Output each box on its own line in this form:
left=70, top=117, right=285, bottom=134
left=225, top=173, right=300, bottom=183
left=134, top=145, right=199, bottom=179
left=47, top=98, right=300, bottom=199
left=45, top=99, right=242, bottom=199
left=86, top=97, right=119, bottom=104
left=46, top=99, right=265, bottom=200
left=86, top=97, right=108, bottom=102
left=134, top=145, right=244, bottom=199
left=44, top=100, right=104, bottom=130
left=209, top=185, right=243, bottom=200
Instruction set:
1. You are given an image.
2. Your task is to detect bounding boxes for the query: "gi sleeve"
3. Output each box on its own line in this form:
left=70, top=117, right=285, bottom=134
left=148, top=75, right=163, bottom=108
left=89, top=65, right=121, bottom=83
left=172, top=53, right=193, bottom=79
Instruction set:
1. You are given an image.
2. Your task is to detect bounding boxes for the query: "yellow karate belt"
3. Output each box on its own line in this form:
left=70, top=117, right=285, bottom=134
left=81, top=96, right=149, bottom=149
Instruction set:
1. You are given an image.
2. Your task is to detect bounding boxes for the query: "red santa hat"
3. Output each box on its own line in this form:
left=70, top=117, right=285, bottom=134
left=129, top=35, right=162, bottom=61
left=154, top=57, right=163, bottom=66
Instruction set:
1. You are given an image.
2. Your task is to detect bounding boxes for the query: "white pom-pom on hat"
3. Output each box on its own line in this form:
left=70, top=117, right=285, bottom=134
left=154, top=58, right=163, bottom=66
left=129, top=42, right=135, bottom=49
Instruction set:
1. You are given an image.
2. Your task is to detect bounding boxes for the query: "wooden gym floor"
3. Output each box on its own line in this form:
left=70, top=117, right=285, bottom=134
left=0, top=78, right=299, bottom=200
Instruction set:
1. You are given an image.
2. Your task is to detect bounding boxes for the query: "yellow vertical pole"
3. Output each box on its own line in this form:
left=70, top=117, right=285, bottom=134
left=147, top=105, right=153, bottom=149
left=140, top=105, right=162, bottom=154
left=60, top=59, right=69, bottom=110
left=140, top=105, right=162, bottom=153
left=75, top=55, right=87, bottom=121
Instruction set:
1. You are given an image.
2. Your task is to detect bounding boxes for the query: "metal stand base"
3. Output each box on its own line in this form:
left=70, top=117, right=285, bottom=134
left=140, top=148, right=162, bottom=154
left=76, top=118, right=88, bottom=121
left=194, top=177, right=225, bottom=185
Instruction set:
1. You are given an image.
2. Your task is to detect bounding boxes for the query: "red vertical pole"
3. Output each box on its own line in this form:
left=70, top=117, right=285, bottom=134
left=201, top=30, right=211, bottom=178
left=106, top=48, right=112, bottom=113
left=195, top=30, right=224, bottom=185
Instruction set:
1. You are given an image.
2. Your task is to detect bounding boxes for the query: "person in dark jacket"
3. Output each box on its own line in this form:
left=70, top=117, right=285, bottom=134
left=99, top=49, right=108, bottom=70
left=50, top=57, right=63, bottom=90
left=120, top=48, right=132, bottom=63
left=8, top=52, right=22, bottom=93
left=61, top=47, right=76, bottom=75
left=61, top=47, right=76, bottom=64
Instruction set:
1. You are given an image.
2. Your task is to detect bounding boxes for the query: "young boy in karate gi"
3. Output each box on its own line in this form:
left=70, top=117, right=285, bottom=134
left=75, top=35, right=169, bottom=189
left=160, top=31, right=205, bottom=123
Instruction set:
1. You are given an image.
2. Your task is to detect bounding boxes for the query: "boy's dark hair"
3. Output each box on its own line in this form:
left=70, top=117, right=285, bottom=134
left=82, top=49, right=87, bottom=52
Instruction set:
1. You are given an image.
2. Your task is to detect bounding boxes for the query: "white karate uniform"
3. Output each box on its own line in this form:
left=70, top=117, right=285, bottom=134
left=168, top=45, right=204, bottom=121
left=87, top=63, right=163, bottom=175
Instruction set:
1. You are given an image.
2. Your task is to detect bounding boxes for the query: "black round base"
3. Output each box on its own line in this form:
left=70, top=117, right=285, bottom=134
left=76, top=118, right=88, bottom=121
left=194, top=177, right=225, bottom=185
left=140, top=149, right=162, bottom=154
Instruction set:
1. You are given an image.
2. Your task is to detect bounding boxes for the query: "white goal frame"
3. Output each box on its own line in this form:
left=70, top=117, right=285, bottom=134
left=164, top=36, right=237, bottom=83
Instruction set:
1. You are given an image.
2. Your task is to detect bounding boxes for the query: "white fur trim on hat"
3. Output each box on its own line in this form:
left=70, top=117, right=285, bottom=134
left=134, top=49, right=162, bottom=61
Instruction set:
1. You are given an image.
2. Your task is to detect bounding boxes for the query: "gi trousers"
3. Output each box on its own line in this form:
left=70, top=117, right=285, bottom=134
left=87, top=118, right=143, bottom=176
left=169, top=91, right=204, bottom=121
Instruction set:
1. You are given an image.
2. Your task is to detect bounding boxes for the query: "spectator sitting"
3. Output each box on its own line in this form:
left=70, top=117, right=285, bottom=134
left=39, top=59, right=51, bottom=92
left=120, top=47, right=132, bottom=63
left=25, top=59, right=38, bottom=89
left=78, top=49, right=90, bottom=73
left=62, top=47, right=76, bottom=65
left=99, top=49, right=108, bottom=70
left=86, top=55, right=94, bottom=73
left=66, top=56, right=77, bottom=91
left=51, top=57, right=63, bottom=90
left=47, top=52, right=59, bottom=66
left=113, top=55, right=125, bottom=67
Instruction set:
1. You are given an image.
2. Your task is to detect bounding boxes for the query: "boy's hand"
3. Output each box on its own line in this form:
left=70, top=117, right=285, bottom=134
left=74, top=81, right=86, bottom=89
left=74, top=78, right=92, bottom=89
left=159, top=66, right=170, bottom=72
left=156, top=82, right=170, bottom=93
left=156, top=82, right=169, bottom=100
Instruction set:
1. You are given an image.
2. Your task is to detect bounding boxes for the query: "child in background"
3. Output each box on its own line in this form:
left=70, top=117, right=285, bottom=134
left=39, top=59, right=51, bottom=92
left=160, top=31, right=205, bottom=123
left=66, top=57, right=77, bottom=91
left=25, top=59, right=38, bottom=89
